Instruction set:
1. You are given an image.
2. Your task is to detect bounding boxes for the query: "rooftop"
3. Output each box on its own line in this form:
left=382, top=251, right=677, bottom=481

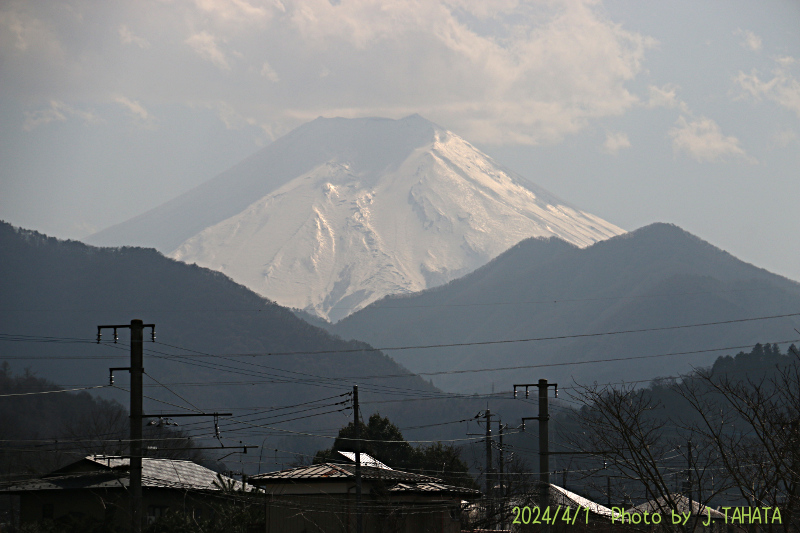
left=0, top=455, right=248, bottom=494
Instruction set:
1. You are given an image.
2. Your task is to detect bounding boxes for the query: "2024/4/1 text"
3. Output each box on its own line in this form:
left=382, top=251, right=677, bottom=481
left=512, top=505, right=591, bottom=525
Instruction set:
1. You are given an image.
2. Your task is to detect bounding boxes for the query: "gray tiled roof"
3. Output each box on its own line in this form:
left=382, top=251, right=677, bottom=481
left=250, top=462, right=435, bottom=483
left=510, top=484, right=615, bottom=518
left=1, top=456, right=247, bottom=493
left=550, top=484, right=615, bottom=517
left=388, top=482, right=481, bottom=496
left=249, top=463, right=480, bottom=496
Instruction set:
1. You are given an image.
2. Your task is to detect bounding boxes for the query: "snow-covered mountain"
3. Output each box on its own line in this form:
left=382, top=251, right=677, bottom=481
left=88, top=115, right=624, bottom=321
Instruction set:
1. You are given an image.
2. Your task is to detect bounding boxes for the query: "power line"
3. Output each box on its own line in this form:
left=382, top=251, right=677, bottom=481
left=0, top=385, right=108, bottom=397
left=0, top=285, right=777, bottom=313
left=2, top=310, right=798, bottom=358
left=157, top=311, right=800, bottom=357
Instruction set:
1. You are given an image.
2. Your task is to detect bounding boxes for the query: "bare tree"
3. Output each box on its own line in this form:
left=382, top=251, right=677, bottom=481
left=676, top=348, right=800, bottom=532
left=568, top=381, right=722, bottom=532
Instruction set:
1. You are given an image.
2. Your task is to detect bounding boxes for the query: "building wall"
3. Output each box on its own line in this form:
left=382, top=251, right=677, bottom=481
left=263, top=493, right=463, bottom=533
left=18, top=488, right=224, bottom=529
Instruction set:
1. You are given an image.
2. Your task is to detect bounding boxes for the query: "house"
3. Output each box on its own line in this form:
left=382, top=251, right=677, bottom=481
left=0, top=455, right=248, bottom=530
left=248, top=452, right=481, bottom=533
left=626, top=494, right=728, bottom=532
left=491, top=483, right=616, bottom=532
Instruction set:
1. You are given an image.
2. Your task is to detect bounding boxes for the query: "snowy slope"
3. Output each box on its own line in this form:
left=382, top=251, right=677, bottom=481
left=167, top=118, right=624, bottom=321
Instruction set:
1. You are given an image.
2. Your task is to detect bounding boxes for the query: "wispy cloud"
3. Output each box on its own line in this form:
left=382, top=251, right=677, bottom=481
left=772, top=129, right=797, bottom=148
left=647, top=84, right=689, bottom=113
left=3, top=0, right=657, bottom=145
left=197, top=101, right=259, bottom=130
left=669, top=116, right=754, bottom=164
left=193, top=0, right=275, bottom=24
left=260, top=61, right=279, bottom=82
left=114, top=95, right=156, bottom=128
left=736, top=29, right=762, bottom=52
left=23, top=101, right=102, bottom=131
left=185, top=31, right=230, bottom=70
left=736, top=58, right=800, bottom=118
left=118, top=25, right=149, bottom=48
left=603, top=131, right=631, bottom=155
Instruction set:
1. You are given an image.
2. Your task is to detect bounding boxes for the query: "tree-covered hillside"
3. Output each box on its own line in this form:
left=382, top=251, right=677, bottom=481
left=0, top=221, right=531, bottom=469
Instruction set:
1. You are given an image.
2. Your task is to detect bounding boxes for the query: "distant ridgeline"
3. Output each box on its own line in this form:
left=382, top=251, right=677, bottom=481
left=0, top=221, right=532, bottom=460
left=333, top=223, right=800, bottom=393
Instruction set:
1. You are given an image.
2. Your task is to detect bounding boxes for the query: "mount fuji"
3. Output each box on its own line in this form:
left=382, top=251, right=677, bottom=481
left=88, top=115, right=624, bottom=321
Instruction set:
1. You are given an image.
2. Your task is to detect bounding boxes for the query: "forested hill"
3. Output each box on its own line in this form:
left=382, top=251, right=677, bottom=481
left=334, top=223, right=800, bottom=392
left=0, top=221, right=499, bottom=460
left=0, top=363, right=207, bottom=477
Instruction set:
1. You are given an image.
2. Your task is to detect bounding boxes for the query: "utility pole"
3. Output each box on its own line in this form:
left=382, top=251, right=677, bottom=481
left=687, top=440, right=693, bottom=507
left=485, top=408, right=493, bottom=529
left=515, top=379, right=557, bottom=533
left=354, top=385, right=362, bottom=533
left=98, top=319, right=154, bottom=533
left=100, top=321, right=246, bottom=533
left=538, top=379, right=549, bottom=524
left=498, top=420, right=506, bottom=530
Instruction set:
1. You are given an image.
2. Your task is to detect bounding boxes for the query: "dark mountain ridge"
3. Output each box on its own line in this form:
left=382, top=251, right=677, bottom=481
left=1, top=221, right=506, bottom=464
left=333, top=223, right=800, bottom=391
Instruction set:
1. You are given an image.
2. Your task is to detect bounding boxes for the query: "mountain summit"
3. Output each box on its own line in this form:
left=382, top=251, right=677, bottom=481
left=88, top=115, right=624, bottom=321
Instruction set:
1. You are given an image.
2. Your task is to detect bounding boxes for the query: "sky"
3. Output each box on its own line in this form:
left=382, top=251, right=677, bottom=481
left=1, top=0, right=799, bottom=281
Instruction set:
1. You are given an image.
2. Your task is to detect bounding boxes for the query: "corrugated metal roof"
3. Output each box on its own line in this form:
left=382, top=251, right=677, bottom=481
left=509, top=484, right=614, bottom=518
left=388, top=482, right=481, bottom=496
left=550, top=484, right=614, bottom=517
left=250, top=463, right=480, bottom=496
left=1, top=456, right=247, bottom=493
left=251, top=463, right=437, bottom=484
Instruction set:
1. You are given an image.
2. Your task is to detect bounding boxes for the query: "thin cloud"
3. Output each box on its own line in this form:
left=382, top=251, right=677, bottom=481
left=772, top=129, right=796, bottom=148
left=736, top=59, right=800, bottom=118
left=603, top=131, right=631, bottom=155
left=3, top=0, right=657, bottom=145
left=197, top=101, right=259, bottom=130
left=185, top=31, right=230, bottom=70
left=193, top=0, right=275, bottom=23
left=23, top=100, right=102, bottom=131
left=260, top=61, right=279, bottom=82
left=118, top=25, right=149, bottom=48
left=22, top=102, right=66, bottom=131
left=669, top=116, right=754, bottom=164
left=736, top=29, right=762, bottom=52
left=647, top=84, right=688, bottom=112
left=114, top=95, right=155, bottom=128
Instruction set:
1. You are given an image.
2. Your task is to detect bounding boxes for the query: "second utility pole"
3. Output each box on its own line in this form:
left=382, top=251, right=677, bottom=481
left=516, top=379, right=557, bottom=533
left=130, top=320, right=143, bottom=533
left=99, top=319, right=154, bottom=533
left=354, top=385, right=362, bottom=533
left=485, top=408, right=493, bottom=528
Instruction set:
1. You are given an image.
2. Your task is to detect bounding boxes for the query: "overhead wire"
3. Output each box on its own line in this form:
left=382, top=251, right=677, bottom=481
left=0, top=385, right=108, bottom=397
